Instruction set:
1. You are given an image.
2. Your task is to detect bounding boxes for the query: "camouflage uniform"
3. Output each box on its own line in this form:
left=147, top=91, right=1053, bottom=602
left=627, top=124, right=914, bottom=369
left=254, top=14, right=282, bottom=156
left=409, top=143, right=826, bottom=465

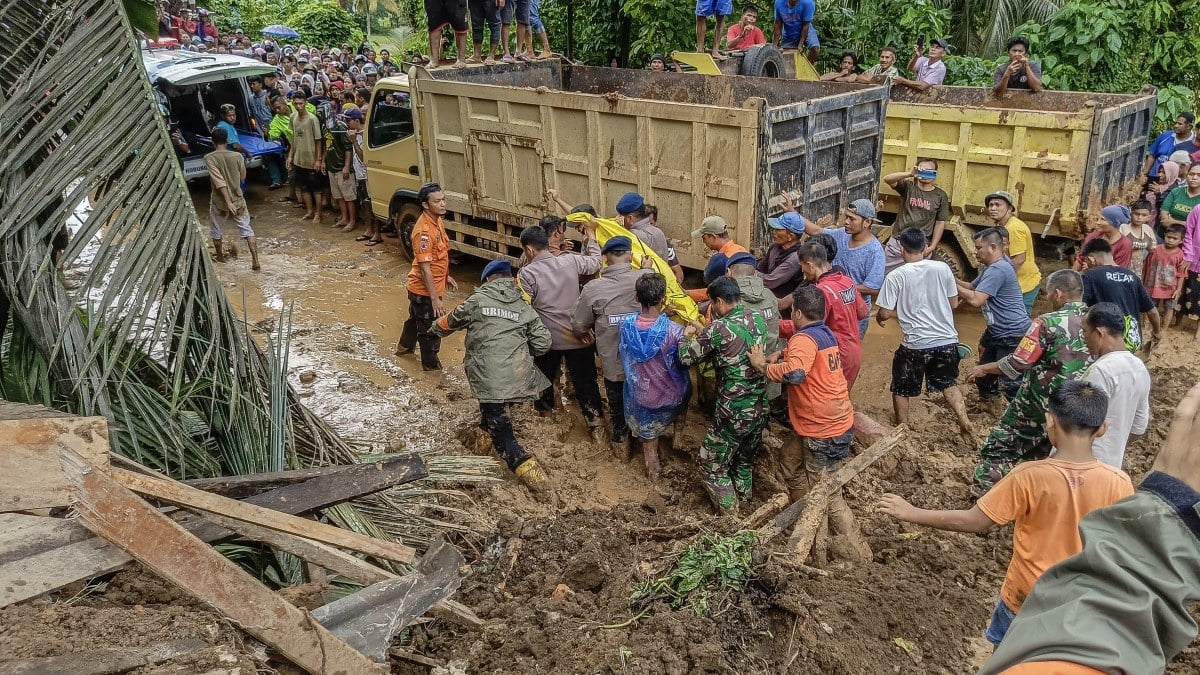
left=678, top=306, right=769, bottom=511
left=973, top=301, right=1090, bottom=496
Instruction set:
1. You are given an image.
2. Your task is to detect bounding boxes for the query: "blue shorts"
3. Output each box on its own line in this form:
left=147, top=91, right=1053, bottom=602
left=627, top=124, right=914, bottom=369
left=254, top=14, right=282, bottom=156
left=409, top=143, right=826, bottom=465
left=528, top=0, right=544, bottom=33
left=515, top=0, right=531, bottom=24
left=984, top=597, right=1016, bottom=646
left=780, top=25, right=819, bottom=49
left=695, top=0, right=732, bottom=18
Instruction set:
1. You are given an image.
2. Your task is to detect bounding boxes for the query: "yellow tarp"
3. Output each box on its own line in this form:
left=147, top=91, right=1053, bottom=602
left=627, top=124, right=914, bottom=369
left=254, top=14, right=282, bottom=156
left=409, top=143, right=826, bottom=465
left=566, top=213, right=701, bottom=324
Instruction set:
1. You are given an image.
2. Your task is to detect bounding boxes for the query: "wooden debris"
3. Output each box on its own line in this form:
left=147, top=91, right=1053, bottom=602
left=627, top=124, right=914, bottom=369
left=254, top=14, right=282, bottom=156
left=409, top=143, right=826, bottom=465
left=232, top=454, right=428, bottom=514
left=0, top=514, right=130, bottom=608
left=312, top=540, right=466, bottom=662
left=741, top=492, right=789, bottom=530
left=390, top=648, right=443, bottom=668
left=0, top=416, right=110, bottom=512
left=110, top=467, right=418, bottom=564
left=183, top=465, right=359, bottom=498
left=0, top=638, right=206, bottom=674
left=62, top=450, right=387, bottom=675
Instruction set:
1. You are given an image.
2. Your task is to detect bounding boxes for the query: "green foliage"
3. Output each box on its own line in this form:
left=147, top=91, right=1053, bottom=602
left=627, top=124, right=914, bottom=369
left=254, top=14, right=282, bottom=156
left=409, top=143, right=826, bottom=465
left=630, top=531, right=756, bottom=617
left=540, top=0, right=628, bottom=66
left=206, top=0, right=301, bottom=34
left=287, top=1, right=364, bottom=47
left=815, top=0, right=949, bottom=73
left=944, top=54, right=1001, bottom=87
left=123, top=0, right=159, bottom=36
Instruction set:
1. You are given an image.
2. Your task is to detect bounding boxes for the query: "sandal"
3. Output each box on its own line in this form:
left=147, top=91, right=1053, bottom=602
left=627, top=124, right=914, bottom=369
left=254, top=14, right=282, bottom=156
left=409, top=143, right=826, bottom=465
left=365, top=238, right=383, bottom=246
left=354, top=235, right=370, bottom=241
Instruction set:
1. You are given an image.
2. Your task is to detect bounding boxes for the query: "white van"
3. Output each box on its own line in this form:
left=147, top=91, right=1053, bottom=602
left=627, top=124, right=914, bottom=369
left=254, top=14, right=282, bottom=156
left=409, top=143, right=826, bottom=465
left=142, top=49, right=285, bottom=180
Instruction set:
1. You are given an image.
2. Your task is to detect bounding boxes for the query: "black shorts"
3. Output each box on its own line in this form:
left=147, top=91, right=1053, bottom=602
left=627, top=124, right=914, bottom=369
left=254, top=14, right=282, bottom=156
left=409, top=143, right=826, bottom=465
left=426, top=0, right=469, bottom=33
left=296, top=167, right=323, bottom=193
left=356, top=179, right=369, bottom=204
left=891, top=343, right=961, bottom=397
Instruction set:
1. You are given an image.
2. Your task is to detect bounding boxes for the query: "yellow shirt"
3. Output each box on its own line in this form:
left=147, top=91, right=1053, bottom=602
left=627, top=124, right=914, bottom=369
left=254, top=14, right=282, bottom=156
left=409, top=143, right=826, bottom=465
left=1004, top=216, right=1042, bottom=293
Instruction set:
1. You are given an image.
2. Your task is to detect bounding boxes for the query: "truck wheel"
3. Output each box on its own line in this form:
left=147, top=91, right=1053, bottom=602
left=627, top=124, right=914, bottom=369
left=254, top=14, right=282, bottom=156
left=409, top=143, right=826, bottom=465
left=740, top=45, right=785, bottom=78
left=932, top=242, right=970, bottom=279
left=393, top=203, right=421, bottom=262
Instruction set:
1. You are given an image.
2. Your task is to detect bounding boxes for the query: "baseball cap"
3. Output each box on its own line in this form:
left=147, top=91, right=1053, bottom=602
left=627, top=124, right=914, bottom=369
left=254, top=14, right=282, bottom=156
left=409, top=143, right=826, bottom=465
left=615, top=192, right=644, bottom=215
left=650, top=53, right=666, bottom=64
left=984, top=190, right=1017, bottom=209
left=1169, top=150, right=1192, bottom=164
left=727, top=251, right=756, bottom=267
left=480, top=260, right=513, bottom=281
left=847, top=198, right=880, bottom=221
left=692, top=215, right=728, bottom=238
left=602, top=236, right=632, bottom=254
left=931, top=38, right=951, bottom=50
left=343, top=107, right=364, bottom=121
left=767, top=211, right=806, bottom=234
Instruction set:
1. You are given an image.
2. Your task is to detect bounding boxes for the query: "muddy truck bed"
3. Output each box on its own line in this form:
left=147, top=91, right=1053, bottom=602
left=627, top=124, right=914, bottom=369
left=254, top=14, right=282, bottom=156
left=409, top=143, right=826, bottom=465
left=413, top=61, right=889, bottom=267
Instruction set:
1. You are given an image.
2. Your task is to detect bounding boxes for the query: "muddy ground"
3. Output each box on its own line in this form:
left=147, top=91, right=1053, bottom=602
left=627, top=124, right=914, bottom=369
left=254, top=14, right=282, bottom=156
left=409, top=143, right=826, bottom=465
left=3, top=184, right=1200, bottom=673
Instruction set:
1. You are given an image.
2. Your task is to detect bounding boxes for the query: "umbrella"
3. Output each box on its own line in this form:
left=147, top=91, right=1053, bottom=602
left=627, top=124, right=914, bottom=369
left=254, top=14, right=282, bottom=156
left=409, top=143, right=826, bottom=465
left=260, top=24, right=300, bottom=39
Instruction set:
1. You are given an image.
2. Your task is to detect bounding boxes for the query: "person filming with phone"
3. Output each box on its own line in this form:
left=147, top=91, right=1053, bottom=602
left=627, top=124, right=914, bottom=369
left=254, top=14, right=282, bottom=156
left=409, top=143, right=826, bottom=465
left=881, top=158, right=951, bottom=274
left=993, top=36, right=1043, bottom=95
left=895, top=36, right=947, bottom=92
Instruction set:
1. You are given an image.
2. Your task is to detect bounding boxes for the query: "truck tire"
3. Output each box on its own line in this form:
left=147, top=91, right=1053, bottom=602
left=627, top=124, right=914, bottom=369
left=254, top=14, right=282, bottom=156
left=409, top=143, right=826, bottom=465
left=740, top=45, right=785, bottom=78
left=932, top=241, right=970, bottom=280
left=393, top=203, right=422, bottom=262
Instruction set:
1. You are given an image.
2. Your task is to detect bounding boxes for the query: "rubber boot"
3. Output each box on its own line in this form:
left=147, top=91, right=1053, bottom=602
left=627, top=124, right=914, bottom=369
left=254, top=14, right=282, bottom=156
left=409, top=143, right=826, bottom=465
left=212, top=238, right=225, bottom=263
left=514, top=457, right=549, bottom=488
left=246, top=237, right=261, bottom=271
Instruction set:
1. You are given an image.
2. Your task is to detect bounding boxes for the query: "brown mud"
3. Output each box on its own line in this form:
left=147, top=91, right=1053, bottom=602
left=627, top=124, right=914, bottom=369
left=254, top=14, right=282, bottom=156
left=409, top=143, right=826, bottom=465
left=4, top=184, right=1199, bottom=673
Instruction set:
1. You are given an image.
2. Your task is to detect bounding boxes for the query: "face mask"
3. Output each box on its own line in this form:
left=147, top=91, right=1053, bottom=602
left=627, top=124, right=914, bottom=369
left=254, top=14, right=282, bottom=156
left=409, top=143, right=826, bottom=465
left=916, top=169, right=937, bottom=180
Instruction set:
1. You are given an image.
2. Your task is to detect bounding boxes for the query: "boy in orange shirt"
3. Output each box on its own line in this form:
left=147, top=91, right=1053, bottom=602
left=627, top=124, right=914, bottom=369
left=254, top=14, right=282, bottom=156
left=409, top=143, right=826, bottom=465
left=879, top=379, right=1134, bottom=648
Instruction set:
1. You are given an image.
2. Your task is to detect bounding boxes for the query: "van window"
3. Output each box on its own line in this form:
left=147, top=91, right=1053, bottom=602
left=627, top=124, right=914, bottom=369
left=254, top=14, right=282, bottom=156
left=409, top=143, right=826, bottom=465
left=368, top=89, right=414, bottom=147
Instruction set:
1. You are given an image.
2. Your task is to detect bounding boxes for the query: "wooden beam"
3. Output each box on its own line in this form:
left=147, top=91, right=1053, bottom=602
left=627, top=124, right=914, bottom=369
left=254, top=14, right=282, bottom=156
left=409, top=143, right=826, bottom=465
left=759, top=425, right=906, bottom=545
left=183, top=465, right=358, bottom=499
left=0, top=639, right=207, bottom=674
left=238, top=454, right=428, bottom=514
left=0, top=416, right=111, bottom=512
left=312, top=540, right=466, bottom=662
left=62, top=451, right=387, bottom=675
left=110, top=467, right=418, bottom=565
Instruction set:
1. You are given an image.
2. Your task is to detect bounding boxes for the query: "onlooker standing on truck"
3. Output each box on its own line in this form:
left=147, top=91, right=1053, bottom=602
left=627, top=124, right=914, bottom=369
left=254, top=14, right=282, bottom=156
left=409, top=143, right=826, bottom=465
left=1159, top=164, right=1200, bottom=234
left=286, top=91, right=325, bottom=224
left=426, top=0, right=469, bottom=68
left=856, top=46, right=899, bottom=83
left=1145, top=113, right=1195, bottom=179
left=895, top=39, right=947, bottom=92
left=772, top=0, right=819, bottom=63
left=992, top=37, right=1042, bottom=95
left=1074, top=205, right=1133, bottom=270
left=694, top=0, right=730, bottom=59
left=397, top=183, right=458, bottom=370
left=205, top=127, right=261, bottom=271
left=882, top=159, right=951, bottom=274
left=986, top=190, right=1042, bottom=315
left=466, top=0, right=513, bottom=64
left=725, top=7, right=766, bottom=51
left=956, top=228, right=1032, bottom=405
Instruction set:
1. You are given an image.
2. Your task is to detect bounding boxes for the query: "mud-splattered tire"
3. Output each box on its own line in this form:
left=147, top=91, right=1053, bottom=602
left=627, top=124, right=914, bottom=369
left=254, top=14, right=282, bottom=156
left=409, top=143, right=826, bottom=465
left=740, top=45, right=785, bottom=78
left=932, top=241, right=970, bottom=279
left=393, top=203, right=421, bottom=262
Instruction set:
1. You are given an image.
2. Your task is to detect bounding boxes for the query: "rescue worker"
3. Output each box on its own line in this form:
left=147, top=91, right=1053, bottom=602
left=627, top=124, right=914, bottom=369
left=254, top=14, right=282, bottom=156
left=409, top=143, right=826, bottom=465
left=571, top=236, right=651, bottom=455
left=726, top=252, right=781, bottom=407
left=966, top=268, right=1091, bottom=496
left=678, top=276, right=769, bottom=513
left=692, top=215, right=748, bottom=288
left=797, top=241, right=868, bottom=389
left=396, top=183, right=457, bottom=370
left=518, top=221, right=607, bottom=441
left=614, top=192, right=684, bottom=280
left=758, top=210, right=807, bottom=301
left=433, top=260, right=551, bottom=489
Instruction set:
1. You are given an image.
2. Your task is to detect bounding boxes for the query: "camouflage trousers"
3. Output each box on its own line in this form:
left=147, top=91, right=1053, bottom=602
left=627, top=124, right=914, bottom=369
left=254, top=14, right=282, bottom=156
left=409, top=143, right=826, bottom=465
left=699, top=412, right=767, bottom=512
left=972, top=395, right=1052, bottom=497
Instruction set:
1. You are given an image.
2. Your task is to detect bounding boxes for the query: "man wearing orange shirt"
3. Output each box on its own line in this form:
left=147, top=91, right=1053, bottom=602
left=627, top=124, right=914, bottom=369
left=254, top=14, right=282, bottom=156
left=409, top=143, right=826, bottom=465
left=687, top=215, right=747, bottom=301
left=396, top=183, right=458, bottom=370
left=749, top=285, right=854, bottom=499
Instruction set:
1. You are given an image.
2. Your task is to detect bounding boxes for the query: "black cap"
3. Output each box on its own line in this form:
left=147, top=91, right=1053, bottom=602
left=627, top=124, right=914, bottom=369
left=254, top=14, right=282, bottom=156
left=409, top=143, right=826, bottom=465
left=931, top=38, right=950, bottom=50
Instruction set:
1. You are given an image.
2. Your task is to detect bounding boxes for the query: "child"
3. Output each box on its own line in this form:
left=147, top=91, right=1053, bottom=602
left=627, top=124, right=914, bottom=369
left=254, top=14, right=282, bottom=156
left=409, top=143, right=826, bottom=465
left=1143, top=224, right=1189, bottom=327
left=878, top=380, right=1133, bottom=648
left=1124, top=199, right=1156, bottom=281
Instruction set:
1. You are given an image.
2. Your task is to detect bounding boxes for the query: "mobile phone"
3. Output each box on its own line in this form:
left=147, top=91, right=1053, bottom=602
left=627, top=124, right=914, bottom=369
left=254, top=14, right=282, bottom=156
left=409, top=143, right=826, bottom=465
left=916, top=34, right=926, bottom=50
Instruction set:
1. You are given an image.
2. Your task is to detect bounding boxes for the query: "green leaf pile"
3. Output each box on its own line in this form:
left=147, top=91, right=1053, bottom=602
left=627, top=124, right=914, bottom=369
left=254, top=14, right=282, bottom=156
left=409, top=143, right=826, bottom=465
left=630, top=530, right=757, bottom=618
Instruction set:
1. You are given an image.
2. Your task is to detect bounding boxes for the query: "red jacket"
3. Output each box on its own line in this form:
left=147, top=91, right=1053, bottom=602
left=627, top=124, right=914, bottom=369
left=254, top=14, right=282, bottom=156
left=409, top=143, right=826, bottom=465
left=814, top=270, right=868, bottom=389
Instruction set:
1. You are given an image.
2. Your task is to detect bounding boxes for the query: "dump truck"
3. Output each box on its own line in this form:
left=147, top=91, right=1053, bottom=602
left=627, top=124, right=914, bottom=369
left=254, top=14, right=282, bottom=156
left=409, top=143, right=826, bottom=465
left=362, top=60, right=889, bottom=268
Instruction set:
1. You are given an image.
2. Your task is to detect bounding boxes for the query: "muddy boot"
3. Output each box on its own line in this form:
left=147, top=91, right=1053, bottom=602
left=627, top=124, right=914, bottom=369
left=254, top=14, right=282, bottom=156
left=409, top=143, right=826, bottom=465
left=246, top=237, right=261, bottom=271
left=828, top=493, right=873, bottom=563
left=610, top=436, right=630, bottom=460
left=514, top=457, right=549, bottom=488
left=590, top=424, right=606, bottom=448
left=212, top=239, right=225, bottom=263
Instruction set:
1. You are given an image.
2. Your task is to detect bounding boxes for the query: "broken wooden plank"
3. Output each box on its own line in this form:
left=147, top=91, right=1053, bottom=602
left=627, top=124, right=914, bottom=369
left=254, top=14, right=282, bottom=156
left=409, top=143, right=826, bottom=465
left=740, top=493, right=789, bottom=530
left=0, top=639, right=206, bottom=674
left=0, top=513, right=95, bottom=564
left=62, top=451, right=387, bottom=675
left=0, top=401, right=71, bottom=420
left=110, top=467, right=417, bottom=564
left=312, top=540, right=466, bottom=662
left=759, top=425, right=906, bottom=545
left=0, top=416, right=110, bottom=512
left=390, top=649, right=443, bottom=669
left=236, top=454, right=428, bottom=514
left=182, top=465, right=358, bottom=499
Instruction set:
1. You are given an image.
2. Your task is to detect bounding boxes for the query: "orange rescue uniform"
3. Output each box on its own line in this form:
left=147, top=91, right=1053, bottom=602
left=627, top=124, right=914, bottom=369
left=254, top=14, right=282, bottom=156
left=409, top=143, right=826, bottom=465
left=406, top=212, right=451, bottom=297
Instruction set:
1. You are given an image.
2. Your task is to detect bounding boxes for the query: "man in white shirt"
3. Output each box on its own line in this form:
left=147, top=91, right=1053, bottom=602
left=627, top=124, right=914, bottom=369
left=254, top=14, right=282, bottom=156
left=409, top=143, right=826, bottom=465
left=1080, top=302, right=1151, bottom=468
left=876, top=228, right=974, bottom=437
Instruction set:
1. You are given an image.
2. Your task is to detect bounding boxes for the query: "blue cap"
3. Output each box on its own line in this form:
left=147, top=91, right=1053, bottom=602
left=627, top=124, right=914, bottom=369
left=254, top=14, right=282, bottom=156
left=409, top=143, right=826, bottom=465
left=703, top=255, right=730, bottom=284
left=481, top=259, right=513, bottom=281
left=727, top=251, right=757, bottom=267
left=615, top=192, right=644, bottom=216
left=767, top=211, right=806, bottom=234
left=1100, top=204, right=1130, bottom=228
left=602, top=236, right=632, bottom=254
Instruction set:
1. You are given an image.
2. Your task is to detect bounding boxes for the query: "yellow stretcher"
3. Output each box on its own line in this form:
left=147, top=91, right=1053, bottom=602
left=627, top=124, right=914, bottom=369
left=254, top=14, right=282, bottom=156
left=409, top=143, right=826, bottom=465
left=566, top=213, right=701, bottom=324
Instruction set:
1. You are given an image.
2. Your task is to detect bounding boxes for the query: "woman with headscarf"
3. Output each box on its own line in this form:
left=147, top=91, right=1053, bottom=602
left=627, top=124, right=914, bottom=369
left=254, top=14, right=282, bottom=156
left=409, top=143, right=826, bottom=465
left=1074, top=205, right=1133, bottom=270
left=1148, top=160, right=1181, bottom=234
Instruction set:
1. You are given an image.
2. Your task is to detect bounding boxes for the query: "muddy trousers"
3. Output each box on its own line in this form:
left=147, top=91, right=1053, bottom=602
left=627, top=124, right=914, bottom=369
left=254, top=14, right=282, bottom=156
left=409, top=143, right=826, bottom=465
left=534, top=346, right=603, bottom=427
left=479, top=402, right=530, bottom=471
left=399, top=291, right=441, bottom=369
left=602, top=378, right=630, bottom=442
left=976, top=329, right=1022, bottom=402
left=973, top=396, right=1052, bottom=497
left=699, top=413, right=767, bottom=512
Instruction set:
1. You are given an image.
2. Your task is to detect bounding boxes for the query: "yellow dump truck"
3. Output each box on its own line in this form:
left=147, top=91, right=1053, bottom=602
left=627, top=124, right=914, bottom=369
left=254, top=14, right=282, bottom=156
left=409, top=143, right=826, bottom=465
left=362, top=60, right=889, bottom=268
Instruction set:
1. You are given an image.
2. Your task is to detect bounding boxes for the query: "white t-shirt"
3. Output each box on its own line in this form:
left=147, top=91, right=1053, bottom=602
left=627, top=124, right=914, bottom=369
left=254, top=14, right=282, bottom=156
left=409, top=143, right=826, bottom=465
left=352, top=133, right=366, bottom=180
left=1082, top=350, right=1151, bottom=468
left=876, top=259, right=959, bottom=349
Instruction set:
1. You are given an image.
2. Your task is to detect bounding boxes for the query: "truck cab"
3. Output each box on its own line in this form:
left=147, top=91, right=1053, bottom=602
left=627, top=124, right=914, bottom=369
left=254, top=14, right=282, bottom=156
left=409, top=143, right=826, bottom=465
left=363, top=76, right=424, bottom=257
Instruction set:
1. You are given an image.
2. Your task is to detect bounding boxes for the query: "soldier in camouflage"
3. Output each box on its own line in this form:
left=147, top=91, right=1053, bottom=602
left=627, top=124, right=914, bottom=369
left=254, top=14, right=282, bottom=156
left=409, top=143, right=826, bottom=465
left=966, top=269, right=1091, bottom=496
left=678, top=277, right=769, bottom=513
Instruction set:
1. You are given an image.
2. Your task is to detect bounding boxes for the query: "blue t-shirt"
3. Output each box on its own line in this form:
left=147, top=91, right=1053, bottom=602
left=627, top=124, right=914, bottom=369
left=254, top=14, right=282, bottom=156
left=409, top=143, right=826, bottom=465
left=1148, top=130, right=1188, bottom=177
left=973, top=259, right=1031, bottom=338
left=774, top=0, right=814, bottom=41
left=216, top=120, right=241, bottom=147
left=824, top=228, right=884, bottom=308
